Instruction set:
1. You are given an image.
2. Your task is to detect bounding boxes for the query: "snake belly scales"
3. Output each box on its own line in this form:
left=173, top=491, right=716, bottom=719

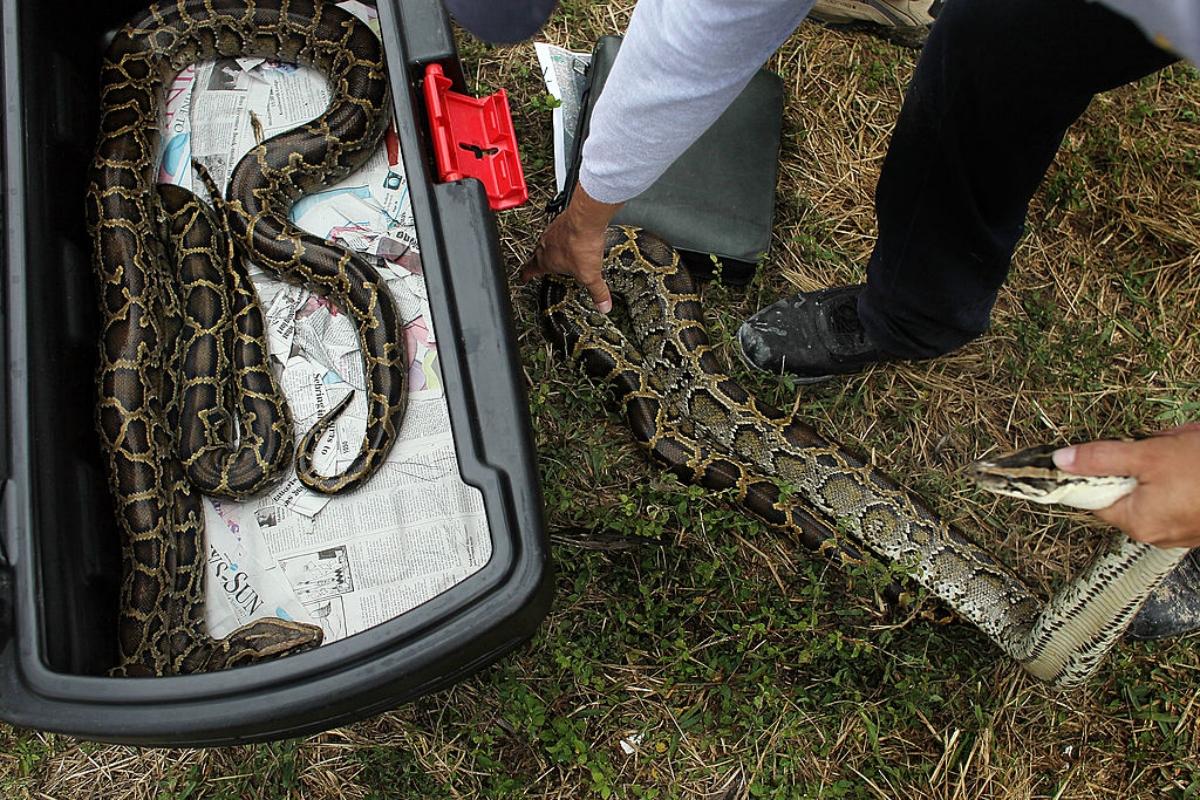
left=541, top=227, right=1188, bottom=689
left=86, top=0, right=407, bottom=676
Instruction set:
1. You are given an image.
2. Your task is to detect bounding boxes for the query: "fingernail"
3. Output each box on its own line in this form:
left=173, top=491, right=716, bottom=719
left=1052, top=447, right=1076, bottom=470
left=597, top=298, right=613, bottom=314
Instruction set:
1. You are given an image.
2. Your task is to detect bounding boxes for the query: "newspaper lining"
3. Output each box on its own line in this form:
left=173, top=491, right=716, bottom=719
left=534, top=42, right=592, bottom=194
left=157, top=2, right=491, bottom=645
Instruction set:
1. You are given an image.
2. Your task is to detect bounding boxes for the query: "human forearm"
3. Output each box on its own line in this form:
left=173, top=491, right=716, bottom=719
left=579, top=0, right=814, bottom=204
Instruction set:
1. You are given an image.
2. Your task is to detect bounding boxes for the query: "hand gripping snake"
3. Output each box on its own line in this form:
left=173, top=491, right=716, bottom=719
left=86, top=0, right=406, bottom=675
left=541, top=227, right=1187, bottom=688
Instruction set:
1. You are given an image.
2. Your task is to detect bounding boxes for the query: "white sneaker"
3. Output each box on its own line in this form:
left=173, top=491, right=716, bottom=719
left=809, top=0, right=941, bottom=47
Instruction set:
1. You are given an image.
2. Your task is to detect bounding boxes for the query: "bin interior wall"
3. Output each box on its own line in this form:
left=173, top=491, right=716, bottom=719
left=16, top=0, right=235, bottom=674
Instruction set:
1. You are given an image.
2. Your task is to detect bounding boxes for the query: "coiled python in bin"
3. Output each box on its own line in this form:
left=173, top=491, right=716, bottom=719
left=541, top=226, right=1186, bottom=688
left=86, top=0, right=407, bottom=675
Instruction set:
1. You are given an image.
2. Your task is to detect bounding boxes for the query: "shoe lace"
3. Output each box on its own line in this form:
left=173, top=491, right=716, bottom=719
left=827, top=295, right=869, bottom=347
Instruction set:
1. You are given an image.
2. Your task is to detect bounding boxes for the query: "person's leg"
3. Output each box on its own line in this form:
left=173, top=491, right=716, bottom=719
left=859, top=0, right=1176, bottom=359
left=739, top=0, right=1176, bottom=379
left=741, top=0, right=1200, bottom=639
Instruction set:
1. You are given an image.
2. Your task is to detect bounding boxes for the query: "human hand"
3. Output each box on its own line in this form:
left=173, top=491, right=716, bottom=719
left=1053, top=423, right=1200, bottom=548
left=520, top=182, right=624, bottom=313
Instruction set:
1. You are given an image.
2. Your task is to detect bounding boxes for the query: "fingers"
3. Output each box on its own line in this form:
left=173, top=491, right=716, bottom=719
left=1092, top=492, right=1191, bottom=549
left=519, top=215, right=613, bottom=313
left=518, top=252, right=544, bottom=284
left=1052, top=439, right=1150, bottom=477
left=1055, top=428, right=1200, bottom=476
left=1061, top=430, right=1200, bottom=548
left=520, top=251, right=613, bottom=314
left=580, top=274, right=613, bottom=314
left=1090, top=495, right=1135, bottom=534
left=519, top=233, right=551, bottom=283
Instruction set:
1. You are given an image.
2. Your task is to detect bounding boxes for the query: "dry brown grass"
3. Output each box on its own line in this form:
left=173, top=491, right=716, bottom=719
left=4, top=3, right=1199, bottom=798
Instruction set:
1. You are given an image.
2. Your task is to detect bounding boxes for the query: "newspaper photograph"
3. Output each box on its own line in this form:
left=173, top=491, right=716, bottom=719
left=158, top=1, right=492, bottom=645
left=534, top=42, right=592, bottom=193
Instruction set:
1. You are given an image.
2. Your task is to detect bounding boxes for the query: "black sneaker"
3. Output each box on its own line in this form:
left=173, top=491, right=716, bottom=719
left=1125, top=549, right=1200, bottom=641
left=737, top=284, right=890, bottom=383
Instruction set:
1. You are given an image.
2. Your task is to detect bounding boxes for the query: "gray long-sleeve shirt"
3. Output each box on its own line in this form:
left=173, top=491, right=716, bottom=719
left=578, top=0, right=816, bottom=204
left=577, top=0, right=1198, bottom=206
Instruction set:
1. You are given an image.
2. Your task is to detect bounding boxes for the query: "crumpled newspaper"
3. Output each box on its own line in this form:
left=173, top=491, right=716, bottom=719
left=155, top=1, right=491, bottom=644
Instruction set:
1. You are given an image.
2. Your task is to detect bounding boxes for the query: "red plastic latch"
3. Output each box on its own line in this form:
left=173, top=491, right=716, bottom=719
left=422, top=63, right=529, bottom=211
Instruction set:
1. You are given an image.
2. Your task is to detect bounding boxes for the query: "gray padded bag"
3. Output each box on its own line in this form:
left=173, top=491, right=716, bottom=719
left=552, top=34, right=784, bottom=284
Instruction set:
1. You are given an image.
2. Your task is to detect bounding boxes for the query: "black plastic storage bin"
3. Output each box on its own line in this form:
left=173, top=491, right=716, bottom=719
left=0, top=0, right=551, bottom=746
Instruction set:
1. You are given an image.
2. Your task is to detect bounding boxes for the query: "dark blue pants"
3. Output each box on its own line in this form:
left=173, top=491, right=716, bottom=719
left=858, top=0, right=1177, bottom=359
